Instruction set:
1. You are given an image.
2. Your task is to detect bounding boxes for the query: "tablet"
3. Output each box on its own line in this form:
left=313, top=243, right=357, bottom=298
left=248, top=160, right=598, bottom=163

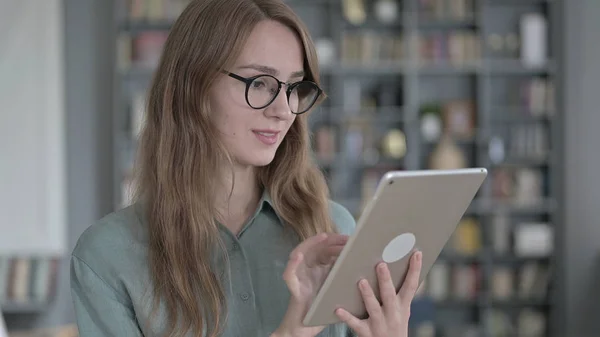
left=303, top=168, right=487, bottom=326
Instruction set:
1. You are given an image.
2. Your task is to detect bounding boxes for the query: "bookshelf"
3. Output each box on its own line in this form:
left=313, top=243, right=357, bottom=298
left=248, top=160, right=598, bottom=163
left=112, top=0, right=562, bottom=336
left=0, top=256, right=60, bottom=314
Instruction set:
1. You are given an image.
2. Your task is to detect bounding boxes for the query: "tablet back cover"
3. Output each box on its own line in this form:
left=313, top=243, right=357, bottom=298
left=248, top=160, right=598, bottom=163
left=304, top=168, right=487, bottom=326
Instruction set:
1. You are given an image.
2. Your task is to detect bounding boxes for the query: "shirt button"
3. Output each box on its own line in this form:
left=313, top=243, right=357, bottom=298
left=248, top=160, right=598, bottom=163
left=240, top=292, right=250, bottom=301
left=232, top=243, right=239, bottom=250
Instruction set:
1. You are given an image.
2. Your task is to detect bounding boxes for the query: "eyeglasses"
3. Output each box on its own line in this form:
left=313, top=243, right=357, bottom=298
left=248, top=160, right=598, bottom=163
left=224, top=71, right=323, bottom=114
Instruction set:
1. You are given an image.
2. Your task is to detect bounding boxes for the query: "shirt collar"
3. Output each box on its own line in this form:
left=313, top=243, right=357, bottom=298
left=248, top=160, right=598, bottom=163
left=257, top=188, right=284, bottom=226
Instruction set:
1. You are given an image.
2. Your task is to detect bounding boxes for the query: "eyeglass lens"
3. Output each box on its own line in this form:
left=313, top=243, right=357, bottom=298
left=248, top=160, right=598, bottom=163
left=247, top=75, right=319, bottom=113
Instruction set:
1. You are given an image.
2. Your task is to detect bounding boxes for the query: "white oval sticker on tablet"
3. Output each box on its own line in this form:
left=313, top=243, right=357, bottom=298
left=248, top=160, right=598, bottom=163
left=382, top=233, right=416, bottom=263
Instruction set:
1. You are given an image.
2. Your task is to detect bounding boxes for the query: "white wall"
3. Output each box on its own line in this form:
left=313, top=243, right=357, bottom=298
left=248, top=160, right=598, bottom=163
left=0, top=1, right=67, bottom=255
left=3, top=0, right=114, bottom=330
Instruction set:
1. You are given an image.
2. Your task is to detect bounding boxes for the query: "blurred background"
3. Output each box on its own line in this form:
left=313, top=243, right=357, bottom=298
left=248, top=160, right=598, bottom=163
left=0, top=0, right=599, bottom=336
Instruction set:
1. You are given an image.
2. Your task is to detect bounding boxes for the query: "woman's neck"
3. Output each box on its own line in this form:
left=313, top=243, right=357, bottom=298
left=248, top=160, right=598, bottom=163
left=215, top=164, right=261, bottom=235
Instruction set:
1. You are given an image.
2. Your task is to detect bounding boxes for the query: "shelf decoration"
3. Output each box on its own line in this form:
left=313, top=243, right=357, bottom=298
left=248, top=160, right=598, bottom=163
left=342, top=0, right=367, bottom=25
left=441, top=99, right=476, bottom=140
left=429, top=135, right=468, bottom=170
left=374, top=0, right=400, bottom=24
left=520, top=13, right=548, bottom=68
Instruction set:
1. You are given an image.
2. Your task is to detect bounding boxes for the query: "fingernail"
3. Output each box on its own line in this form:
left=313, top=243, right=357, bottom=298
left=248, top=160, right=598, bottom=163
left=417, top=251, right=422, bottom=262
left=359, top=279, right=368, bottom=288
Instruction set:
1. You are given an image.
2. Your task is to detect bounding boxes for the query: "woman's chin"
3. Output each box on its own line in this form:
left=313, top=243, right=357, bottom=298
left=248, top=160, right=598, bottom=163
left=251, top=156, right=276, bottom=167
left=239, top=152, right=277, bottom=168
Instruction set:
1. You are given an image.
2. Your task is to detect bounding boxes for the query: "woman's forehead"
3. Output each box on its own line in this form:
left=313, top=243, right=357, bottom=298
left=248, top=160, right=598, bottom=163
left=235, top=20, right=304, bottom=79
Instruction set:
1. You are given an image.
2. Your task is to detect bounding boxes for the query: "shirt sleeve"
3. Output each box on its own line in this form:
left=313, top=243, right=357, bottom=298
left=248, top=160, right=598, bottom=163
left=70, top=254, right=144, bottom=336
left=328, top=200, right=357, bottom=236
left=327, top=201, right=358, bottom=337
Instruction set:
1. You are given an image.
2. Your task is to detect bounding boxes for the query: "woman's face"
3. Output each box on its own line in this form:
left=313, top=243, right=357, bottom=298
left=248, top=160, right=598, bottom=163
left=210, top=20, right=305, bottom=168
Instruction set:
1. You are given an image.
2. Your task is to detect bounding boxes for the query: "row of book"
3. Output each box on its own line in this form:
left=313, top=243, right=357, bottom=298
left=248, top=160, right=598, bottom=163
left=341, top=0, right=474, bottom=26
left=411, top=308, right=547, bottom=337
left=418, top=262, right=481, bottom=301
left=417, top=261, right=550, bottom=302
left=491, top=77, right=555, bottom=117
left=417, top=0, right=476, bottom=22
left=340, top=31, right=405, bottom=65
left=0, top=257, right=59, bottom=305
left=488, top=308, right=547, bottom=337
left=489, top=263, right=551, bottom=301
left=446, top=217, right=554, bottom=258
left=417, top=31, right=481, bottom=66
left=522, top=77, right=555, bottom=116
left=492, top=167, right=547, bottom=205
left=338, top=30, right=481, bottom=66
left=492, top=124, right=550, bottom=163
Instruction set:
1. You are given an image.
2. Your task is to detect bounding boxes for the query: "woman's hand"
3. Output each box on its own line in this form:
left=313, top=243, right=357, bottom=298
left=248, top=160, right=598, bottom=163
left=335, top=251, right=423, bottom=337
left=272, top=233, right=349, bottom=337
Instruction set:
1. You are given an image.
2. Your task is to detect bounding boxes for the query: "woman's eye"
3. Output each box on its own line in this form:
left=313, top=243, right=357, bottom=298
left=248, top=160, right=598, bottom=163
left=251, top=80, right=266, bottom=89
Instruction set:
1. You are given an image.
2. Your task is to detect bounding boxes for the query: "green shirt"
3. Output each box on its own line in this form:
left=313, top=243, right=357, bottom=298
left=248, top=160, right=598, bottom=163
left=70, top=191, right=357, bottom=336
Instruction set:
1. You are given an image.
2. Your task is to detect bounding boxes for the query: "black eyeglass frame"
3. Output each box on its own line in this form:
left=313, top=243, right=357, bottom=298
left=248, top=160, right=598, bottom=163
left=224, top=71, right=323, bottom=115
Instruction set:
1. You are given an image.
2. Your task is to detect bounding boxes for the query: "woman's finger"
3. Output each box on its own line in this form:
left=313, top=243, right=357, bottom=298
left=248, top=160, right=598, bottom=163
left=335, top=308, right=368, bottom=336
left=324, top=233, right=349, bottom=246
left=358, top=279, right=384, bottom=326
left=294, top=233, right=331, bottom=267
left=376, top=262, right=399, bottom=315
left=297, top=233, right=329, bottom=253
left=318, top=244, right=345, bottom=264
left=397, top=251, right=422, bottom=303
left=309, top=234, right=348, bottom=266
left=282, top=251, right=303, bottom=285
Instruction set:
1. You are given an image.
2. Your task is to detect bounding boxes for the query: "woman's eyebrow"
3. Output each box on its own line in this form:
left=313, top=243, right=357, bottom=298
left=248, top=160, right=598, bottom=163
left=238, top=64, right=305, bottom=79
left=289, top=70, right=305, bottom=79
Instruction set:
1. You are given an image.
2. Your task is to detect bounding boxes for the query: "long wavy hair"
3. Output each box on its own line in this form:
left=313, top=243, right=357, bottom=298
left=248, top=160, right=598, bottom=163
left=131, top=0, right=336, bottom=336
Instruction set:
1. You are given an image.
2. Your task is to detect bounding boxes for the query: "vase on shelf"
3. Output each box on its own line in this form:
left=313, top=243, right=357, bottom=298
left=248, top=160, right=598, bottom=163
left=429, top=135, right=467, bottom=170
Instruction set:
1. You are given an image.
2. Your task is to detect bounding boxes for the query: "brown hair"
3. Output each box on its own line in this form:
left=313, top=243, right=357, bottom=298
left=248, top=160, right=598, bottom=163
left=131, top=0, right=335, bottom=336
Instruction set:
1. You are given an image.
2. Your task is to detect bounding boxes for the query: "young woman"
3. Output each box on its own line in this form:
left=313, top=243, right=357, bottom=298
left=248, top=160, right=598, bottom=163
left=70, top=0, right=422, bottom=336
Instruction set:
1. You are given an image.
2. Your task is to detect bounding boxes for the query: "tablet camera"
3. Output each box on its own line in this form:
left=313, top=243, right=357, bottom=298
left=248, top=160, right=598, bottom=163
left=382, top=232, right=416, bottom=263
